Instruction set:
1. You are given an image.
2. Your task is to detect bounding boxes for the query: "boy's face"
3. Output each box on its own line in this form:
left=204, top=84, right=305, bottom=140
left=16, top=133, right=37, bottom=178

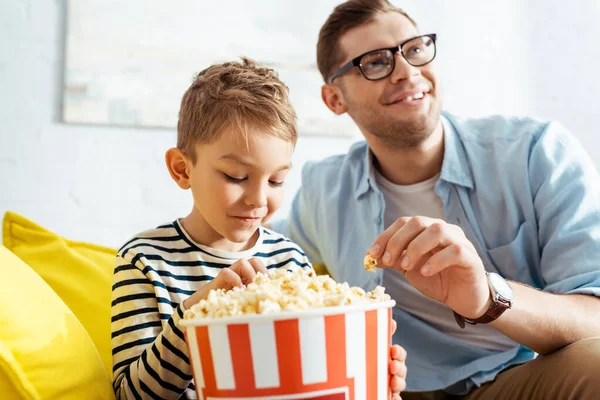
left=174, top=128, right=293, bottom=251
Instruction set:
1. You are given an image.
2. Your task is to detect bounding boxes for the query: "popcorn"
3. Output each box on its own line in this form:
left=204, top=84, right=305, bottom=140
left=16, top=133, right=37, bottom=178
left=184, top=267, right=390, bottom=319
left=364, top=254, right=378, bottom=272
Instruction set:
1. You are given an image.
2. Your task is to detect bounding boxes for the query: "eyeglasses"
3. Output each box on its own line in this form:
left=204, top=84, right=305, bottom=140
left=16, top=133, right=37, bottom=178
left=327, top=33, right=437, bottom=84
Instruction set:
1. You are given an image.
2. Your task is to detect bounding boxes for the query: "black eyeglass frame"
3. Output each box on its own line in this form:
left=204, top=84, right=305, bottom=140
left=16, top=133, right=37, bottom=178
left=327, top=33, right=438, bottom=84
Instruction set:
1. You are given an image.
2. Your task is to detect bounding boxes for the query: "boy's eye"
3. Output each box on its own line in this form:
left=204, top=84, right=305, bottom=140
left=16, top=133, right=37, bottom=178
left=224, top=173, right=247, bottom=183
left=269, top=180, right=284, bottom=187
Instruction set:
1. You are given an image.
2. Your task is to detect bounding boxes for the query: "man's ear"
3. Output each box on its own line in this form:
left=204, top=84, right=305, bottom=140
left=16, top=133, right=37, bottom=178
left=165, top=147, right=191, bottom=189
left=321, top=84, right=348, bottom=115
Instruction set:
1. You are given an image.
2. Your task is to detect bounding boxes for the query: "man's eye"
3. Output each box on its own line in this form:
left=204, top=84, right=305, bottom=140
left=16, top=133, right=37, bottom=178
left=269, top=180, right=284, bottom=187
left=406, top=45, right=424, bottom=55
left=224, top=174, right=247, bottom=183
left=366, top=59, right=385, bottom=67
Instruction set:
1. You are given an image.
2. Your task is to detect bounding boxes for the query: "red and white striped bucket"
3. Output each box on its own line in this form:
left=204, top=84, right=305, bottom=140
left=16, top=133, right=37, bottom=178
left=179, top=300, right=395, bottom=400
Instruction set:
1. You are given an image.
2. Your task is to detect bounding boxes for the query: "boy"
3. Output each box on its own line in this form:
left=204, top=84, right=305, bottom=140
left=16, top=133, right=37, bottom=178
left=111, top=58, right=406, bottom=399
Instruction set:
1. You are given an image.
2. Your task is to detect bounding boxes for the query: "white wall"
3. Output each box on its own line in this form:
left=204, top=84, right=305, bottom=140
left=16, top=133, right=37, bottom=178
left=1, top=0, right=599, bottom=248
left=412, top=0, right=600, bottom=153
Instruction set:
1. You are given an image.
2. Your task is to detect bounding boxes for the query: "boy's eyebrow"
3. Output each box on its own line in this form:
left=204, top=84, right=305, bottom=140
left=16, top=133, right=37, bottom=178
left=219, top=153, right=292, bottom=171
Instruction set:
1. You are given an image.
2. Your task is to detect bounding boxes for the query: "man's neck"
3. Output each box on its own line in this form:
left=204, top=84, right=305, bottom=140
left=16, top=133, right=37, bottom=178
left=368, top=121, right=445, bottom=186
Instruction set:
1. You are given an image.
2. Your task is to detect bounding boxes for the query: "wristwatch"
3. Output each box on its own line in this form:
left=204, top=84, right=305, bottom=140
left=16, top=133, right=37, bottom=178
left=453, top=272, right=514, bottom=329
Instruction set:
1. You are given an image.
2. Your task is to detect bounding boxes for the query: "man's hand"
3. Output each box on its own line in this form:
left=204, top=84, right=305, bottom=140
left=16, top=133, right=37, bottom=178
left=389, top=319, right=407, bottom=399
left=183, top=258, right=267, bottom=309
left=369, top=216, right=490, bottom=320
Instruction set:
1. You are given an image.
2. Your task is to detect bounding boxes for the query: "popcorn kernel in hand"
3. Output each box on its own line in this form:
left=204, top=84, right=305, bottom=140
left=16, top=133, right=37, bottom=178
left=364, top=254, right=378, bottom=272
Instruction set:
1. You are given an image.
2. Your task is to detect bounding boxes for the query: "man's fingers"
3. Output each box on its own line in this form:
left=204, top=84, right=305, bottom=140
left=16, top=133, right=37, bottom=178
left=419, top=243, right=479, bottom=277
left=400, top=222, right=452, bottom=270
left=369, top=217, right=410, bottom=259
left=381, top=217, right=439, bottom=268
left=247, top=257, right=268, bottom=274
left=391, top=319, right=397, bottom=335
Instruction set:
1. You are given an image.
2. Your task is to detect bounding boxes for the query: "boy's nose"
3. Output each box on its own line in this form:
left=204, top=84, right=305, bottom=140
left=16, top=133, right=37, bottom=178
left=244, top=185, right=268, bottom=208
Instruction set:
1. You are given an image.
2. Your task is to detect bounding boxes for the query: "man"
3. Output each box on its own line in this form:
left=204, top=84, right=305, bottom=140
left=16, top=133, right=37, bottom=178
left=273, top=0, right=600, bottom=398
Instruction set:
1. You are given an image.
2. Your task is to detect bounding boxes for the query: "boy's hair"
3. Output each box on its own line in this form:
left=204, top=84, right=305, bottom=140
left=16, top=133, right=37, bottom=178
left=177, top=57, right=297, bottom=163
left=317, top=0, right=417, bottom=83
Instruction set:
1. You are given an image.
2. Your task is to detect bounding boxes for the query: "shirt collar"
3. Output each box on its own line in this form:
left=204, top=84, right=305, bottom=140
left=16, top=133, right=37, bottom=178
left=355, top=112, right=474, bottom=199
left=439, top=112, right=474, bottom=189
left=355, top=144, right=377, bottom=199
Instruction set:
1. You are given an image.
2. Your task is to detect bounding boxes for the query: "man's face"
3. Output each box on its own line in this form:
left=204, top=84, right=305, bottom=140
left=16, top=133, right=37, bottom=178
left=334, top=12, right=443, bottom=148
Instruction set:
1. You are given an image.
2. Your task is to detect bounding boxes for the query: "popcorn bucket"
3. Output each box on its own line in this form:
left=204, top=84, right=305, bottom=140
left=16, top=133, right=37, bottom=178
left=179, top=300, right=396, bottom=400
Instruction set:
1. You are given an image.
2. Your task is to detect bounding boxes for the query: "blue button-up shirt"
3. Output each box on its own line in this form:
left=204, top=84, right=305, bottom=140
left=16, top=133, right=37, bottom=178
left=273, top=112, right=600, bottom=393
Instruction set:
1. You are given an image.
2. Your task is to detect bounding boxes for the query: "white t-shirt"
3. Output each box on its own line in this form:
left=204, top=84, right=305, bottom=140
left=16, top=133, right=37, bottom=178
left=376, top=170, right=445, bottom=225
left=374, top=169, right=518, bottom=351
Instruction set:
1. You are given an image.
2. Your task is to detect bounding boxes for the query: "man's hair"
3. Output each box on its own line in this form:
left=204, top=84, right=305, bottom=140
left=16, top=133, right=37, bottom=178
left=177, top=57, right=297, bottom=162
left=317, top=0, right=417, bottom=83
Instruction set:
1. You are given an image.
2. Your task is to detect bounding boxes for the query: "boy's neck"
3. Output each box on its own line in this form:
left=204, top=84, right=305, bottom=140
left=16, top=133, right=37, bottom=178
left=180, top=210, right=259, bottom=253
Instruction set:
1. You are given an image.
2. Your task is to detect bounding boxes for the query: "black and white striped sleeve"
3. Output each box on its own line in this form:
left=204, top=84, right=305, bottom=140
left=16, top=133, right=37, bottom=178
left=111, top=256, right=193, bottom=399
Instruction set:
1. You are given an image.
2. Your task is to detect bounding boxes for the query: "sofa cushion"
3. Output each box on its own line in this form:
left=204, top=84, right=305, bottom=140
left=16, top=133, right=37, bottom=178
left=0, top=245, right=114, bottom=399
left=2, top=211, right=116, bottom=376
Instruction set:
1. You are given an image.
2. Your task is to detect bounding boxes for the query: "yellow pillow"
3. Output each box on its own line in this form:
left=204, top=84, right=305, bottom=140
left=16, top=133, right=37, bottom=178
left=2, top=212, right=116, bottom=376
left=313, top=263, right=330, bottom=276
left=0, top=245, right=114, bottom=399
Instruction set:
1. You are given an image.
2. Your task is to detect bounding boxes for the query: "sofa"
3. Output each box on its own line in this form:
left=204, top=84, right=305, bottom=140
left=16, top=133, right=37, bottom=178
left=1, top=211, right=116, bottom=399
left=0, top=211, right=332, bottom=399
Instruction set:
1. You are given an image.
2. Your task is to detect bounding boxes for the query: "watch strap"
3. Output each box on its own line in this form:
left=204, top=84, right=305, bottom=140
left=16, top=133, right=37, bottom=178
left=453, top=299, right=511, bottom=329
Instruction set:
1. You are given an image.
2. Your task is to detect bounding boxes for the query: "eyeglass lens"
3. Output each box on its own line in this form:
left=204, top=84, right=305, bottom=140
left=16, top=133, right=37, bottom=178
left=360, top=35, right=436, bottom=80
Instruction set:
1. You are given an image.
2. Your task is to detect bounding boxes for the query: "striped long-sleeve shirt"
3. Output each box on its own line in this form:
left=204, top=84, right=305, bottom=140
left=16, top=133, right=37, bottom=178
left=111, top=220, right=312, bottom=399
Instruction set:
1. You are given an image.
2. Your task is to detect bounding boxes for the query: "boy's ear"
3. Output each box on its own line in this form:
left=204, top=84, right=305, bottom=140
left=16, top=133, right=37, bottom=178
left=321, top=83, right=348, bottom=115
left=165, top=147, right=191, bottom=190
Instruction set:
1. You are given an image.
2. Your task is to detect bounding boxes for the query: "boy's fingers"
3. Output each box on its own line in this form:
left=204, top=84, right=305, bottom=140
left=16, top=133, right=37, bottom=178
left=388, top=359, right=407, bottom=378
left=214, top=268, right=243, bottom=290
left=389, top=374, right=406, bottom=394
left=388, top=359, right=402, bottom=375
left=390, top=345, right=407, bottom=362
left=247, top=257, right=268, bottom=274
left=230, top=259, right=257, bottom=285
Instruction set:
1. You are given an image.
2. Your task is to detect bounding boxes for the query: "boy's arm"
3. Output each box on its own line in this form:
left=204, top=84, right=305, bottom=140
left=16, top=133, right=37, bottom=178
left=111, top=257, right=192, bottom=399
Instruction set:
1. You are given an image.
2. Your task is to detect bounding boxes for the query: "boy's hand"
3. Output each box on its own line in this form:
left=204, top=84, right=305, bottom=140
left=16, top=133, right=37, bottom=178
left=389, top=320, right=407, bottom=399
left=183, top=259, right=408, bottom=399
left=183, top=258, right=267, bottom=309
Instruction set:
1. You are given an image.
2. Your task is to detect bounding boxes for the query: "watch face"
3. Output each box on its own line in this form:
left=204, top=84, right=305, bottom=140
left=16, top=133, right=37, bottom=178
left=488, top=272, right=515, bottom=300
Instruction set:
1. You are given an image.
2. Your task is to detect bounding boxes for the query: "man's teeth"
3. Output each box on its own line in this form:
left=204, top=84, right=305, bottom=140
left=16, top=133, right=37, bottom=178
left=404, top=92, right=424, bottom=102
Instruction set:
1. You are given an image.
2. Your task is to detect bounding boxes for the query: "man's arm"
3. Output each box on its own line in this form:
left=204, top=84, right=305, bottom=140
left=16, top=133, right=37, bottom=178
left=490, top=283, right=600, bottom=355
left=369, top=122, right=600, bottom=355
left=493, top=121, right=600, bottom=354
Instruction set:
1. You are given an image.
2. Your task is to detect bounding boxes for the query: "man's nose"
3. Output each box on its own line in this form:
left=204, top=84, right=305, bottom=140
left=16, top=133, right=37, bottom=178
left=389, top=51, right=420, bottom=83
